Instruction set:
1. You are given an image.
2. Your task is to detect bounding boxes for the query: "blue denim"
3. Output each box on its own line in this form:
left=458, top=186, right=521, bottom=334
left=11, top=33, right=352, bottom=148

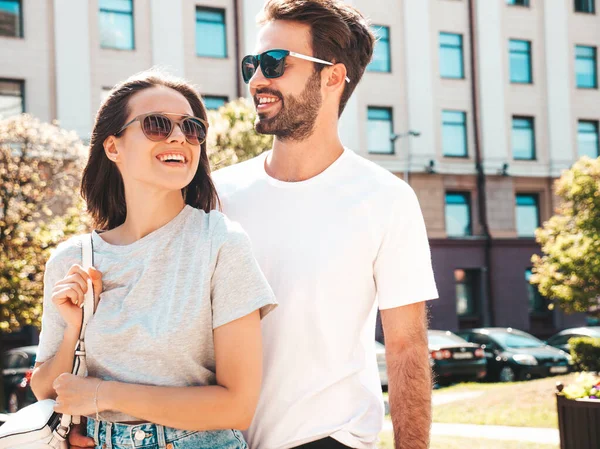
left=86, top=417, right=247, bottom=449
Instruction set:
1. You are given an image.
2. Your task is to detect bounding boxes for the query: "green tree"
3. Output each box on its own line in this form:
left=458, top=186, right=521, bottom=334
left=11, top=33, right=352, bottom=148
left=0, top=114, right=89, bottom=334
left=206, top=98, right=273, bottom=170
left=531, top=156, right=600, bottom=316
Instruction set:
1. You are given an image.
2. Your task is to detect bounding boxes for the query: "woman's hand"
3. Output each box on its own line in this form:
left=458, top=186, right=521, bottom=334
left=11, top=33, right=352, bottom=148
left=51, top=265, right=102, bottom=332
left=53, top=374, right=106, bottom=416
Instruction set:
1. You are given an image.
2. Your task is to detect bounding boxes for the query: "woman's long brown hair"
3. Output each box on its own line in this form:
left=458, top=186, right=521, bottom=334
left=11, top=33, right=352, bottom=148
left=81, top=69, right=219, bottom=230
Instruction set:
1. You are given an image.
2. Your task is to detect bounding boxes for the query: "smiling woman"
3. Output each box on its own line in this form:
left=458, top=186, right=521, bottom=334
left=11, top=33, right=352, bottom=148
left=27, top=68, right=277, bottom=449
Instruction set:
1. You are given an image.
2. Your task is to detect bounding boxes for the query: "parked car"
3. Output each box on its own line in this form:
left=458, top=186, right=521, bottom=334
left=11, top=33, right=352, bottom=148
left=457, top=328, right=571, bottom=382
left=375, top=341, right=388, bottom=390
left=2, top=346, right=37, bottom=413
left=428, top=330, right=487, bottom=386
left=546, top=327, right=600, bottom=353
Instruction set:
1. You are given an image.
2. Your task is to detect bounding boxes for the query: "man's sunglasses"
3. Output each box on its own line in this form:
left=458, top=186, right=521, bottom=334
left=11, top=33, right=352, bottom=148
left=241, top=49, right=351, bottom=84
left=115, top=112, right=208, bottom=145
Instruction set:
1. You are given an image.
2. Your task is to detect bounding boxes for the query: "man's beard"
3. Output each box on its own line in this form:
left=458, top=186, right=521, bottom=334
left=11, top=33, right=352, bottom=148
left=254, top=71, right=322, bottom=142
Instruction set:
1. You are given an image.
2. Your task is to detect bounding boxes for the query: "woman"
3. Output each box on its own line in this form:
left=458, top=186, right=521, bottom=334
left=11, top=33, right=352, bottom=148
left=30, top=69, right=277, bottom=449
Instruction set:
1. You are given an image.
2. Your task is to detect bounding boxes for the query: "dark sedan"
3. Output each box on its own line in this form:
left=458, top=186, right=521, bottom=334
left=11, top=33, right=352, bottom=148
left=428, top=330, right=487, bottom=386
left=457, top=328, right=571, bottom=382
left=546, top=326, right=600, bottom=353
left=2, top=346, right=37, bottom=413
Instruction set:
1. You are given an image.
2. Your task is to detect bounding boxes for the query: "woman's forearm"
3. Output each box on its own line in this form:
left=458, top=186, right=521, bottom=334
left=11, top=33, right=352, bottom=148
left=30, top=327, right=80, bottom=400
left=100, top=381, right=256, bottom=431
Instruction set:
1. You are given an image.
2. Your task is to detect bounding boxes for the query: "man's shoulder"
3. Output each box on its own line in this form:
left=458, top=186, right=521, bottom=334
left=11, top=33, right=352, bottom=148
left=212, top=153, right=267, bottom=197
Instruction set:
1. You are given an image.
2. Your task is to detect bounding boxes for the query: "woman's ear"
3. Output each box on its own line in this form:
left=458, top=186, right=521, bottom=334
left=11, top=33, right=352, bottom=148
left=103, top=136, right=119, bottom=162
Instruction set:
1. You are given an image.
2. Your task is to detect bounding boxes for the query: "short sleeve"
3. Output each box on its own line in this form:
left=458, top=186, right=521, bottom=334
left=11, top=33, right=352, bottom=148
left=375, top=186, right=438, bottom=310
left=210, top=218, right=277, bottom=329
left=36, top=241, right=77, bottom=363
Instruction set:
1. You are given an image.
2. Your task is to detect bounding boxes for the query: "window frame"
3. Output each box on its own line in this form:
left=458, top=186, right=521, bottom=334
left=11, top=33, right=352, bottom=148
left=203, top=95, right=229, bottom=110
left=367, top=106, right=394, bottom=155
left=575, top=45, right=598, bottom=89
left=195, top=6, right=228, bottom=59
left=99, top=0, right=135, bottom=51
left=0, top=0, right=23, bottom=38
left=367, top=25, right=391, bottom=73
left=442, top=110, right=468, bottom=158
left=526, top=267, right=551, bottom=315
left=577, top=120, right=600, bottom=158
left=512, top=116, right=536, bottom=160
left=509, top=39, right=533, bottom=84
left=455, top=268, right=480, bottom=318
left=0, top=77, right=25, bottom=116
left=445, top=191, right=473, bottom=237
left=515, top=193, right=540, bottom=238
left=574, top=0, right=596, bottom=14
left=439, top=32, right=465, bottom=80
left=506, top=0, right=530, bottom=6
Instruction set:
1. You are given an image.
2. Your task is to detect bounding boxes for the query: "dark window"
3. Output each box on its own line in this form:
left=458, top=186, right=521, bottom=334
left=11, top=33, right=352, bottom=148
left=507, top=0, right=530, bottom=5
left=0, top=0, right=22, bottom=37
left=574, top=0, right=595, bottom=13
left=512, top=116, right=536, bottom=160
left=470, top=334, right=499, bottom=351
left=203, top=95, right=228, bottom=110
left=442, top=110, right=468, bottom=157
left=509, top=40, right=532, bottom=84
left=367, top=107, right=394, bottom=154
left=578, top=120, right=600, bottom=158
left=515, top=194, right=540, bottom=237
left=526, top=268, right=550, bottom=314
left=196, top=8, right=227, bottom=58
left=548, top=334, right=574, bottom=346
left=368, top=26, right=391, bottom=73
left=445, top=192, right=472, bottom=237
left=455, top=269, right=480, bottom=317
left=576, top=46, right=598, bottom=88
left=99, top=0, right=134, bottom=50
left=0, top=79, right=24, bottom=117
left=439, top=33, right=464, bottom=79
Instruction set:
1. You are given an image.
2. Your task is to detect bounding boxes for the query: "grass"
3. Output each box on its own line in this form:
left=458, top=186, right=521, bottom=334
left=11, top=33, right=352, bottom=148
left=431, top=373, right=576, bottom=428
left=377, top=431, right=558, bottom=449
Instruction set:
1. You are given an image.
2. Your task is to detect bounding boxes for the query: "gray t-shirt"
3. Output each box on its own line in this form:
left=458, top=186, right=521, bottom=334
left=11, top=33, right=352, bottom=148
left=37, top=206, right=277, bottom=423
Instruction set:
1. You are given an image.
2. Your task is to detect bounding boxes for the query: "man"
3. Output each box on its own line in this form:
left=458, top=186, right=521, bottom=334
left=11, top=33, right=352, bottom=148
left=213, top=2, right=438, bottom=448
left=70, top=1, right=437, bottom=448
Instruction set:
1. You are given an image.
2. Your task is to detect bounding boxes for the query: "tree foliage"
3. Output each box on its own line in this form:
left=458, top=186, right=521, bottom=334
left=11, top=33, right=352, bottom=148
left=531, top=156, right=600, bottom=316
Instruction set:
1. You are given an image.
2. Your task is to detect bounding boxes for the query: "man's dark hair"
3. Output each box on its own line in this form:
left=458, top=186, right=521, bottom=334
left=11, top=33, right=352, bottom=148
left=259, top=0, right=376, bottom=116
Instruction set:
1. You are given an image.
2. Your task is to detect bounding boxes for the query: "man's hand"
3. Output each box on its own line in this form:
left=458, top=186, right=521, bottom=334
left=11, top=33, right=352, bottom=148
left=68, top=421, right=95, bottom=449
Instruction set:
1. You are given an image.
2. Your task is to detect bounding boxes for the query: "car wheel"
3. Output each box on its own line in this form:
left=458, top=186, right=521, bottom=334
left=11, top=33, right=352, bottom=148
left=499, top=366, right=516, bottom=383
left=8, top=392, right=20, bottom=413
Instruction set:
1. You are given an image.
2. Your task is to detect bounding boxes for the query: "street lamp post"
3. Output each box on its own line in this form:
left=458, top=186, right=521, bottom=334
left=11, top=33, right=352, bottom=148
left=390, top=130, right=421, bottom=185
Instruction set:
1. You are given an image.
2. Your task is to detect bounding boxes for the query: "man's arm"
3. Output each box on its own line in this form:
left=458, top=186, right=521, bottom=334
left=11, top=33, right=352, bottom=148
left=381, top=301, right=432, bottom=449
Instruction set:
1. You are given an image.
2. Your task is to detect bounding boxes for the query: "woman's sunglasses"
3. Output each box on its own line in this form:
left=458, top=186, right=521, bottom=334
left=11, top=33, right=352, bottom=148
left=241, top=49, right=351, bottom=84
left=115, top=112, right=208, bottom=145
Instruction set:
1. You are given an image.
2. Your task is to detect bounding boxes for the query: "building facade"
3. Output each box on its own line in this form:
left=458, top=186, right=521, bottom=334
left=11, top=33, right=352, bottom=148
left=1, top=0, right=599, bottom=337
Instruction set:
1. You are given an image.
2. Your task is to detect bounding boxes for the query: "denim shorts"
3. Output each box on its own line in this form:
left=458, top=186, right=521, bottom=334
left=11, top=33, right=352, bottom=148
left=86, top=417, right=248, bottom=449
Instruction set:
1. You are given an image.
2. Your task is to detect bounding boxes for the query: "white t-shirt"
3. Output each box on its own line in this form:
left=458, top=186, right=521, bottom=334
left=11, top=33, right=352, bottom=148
left=213, top=148, right=438, bottom=449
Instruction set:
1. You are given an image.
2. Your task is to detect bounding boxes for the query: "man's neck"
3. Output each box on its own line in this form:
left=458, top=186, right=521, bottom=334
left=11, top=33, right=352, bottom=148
left=266, top=130, right=345, bottom=183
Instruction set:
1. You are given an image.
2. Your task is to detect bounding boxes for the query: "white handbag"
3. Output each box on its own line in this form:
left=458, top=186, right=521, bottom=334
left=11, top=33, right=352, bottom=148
left=0, top=235, right=97, bottom=449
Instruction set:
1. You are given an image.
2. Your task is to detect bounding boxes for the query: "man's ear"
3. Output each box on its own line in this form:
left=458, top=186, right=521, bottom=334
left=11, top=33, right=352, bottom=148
left=325, top=63, right=348, bottom=90
left=103, top=136, right=119, bottom=162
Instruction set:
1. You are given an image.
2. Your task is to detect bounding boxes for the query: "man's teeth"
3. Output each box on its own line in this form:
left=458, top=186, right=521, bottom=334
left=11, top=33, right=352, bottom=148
left=258, top=97, right=279, bottom=104
left=157, top=154, right=186, bottom=163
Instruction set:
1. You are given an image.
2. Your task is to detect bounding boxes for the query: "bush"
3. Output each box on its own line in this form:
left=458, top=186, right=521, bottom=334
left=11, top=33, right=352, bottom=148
left=570, top=337, right=600, bottom=372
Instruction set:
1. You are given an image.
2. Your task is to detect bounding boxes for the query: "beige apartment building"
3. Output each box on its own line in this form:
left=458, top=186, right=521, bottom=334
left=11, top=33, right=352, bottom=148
left=1, top=0, right=599, bottom=337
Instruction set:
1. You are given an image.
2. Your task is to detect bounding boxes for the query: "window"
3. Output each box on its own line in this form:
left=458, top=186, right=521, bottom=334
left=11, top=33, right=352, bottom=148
left=442, top=110, right=468, bottom=157
left=0, top=79, right=24, bottom=117
left=512, top=116, right=536, bottom=160
left=99, top=0, right=134, bottom=50
left=574, top=0, right=595, bottom=13
left=578, top=120, right=599, bottom=158
left=509, top=40, right=532, bottom=83
left=576, top=46, right=597, bottom=88
left=439, top=33, right=464, bottom=79
left=196, top=8, right=227, bottom=58
left=507, top=0, right=529, bottom=5
left=515, top=194, right=540, bottom=237
left=0, top=0, right=22, bottom=37
left=445, top=192, right=472, bottom=237
left=368, top=26, right=391, bottom=73
left=526, top=268, right=549, bottom=314
left=455, top=269, right=479, bottom=317
left=367, top=107, right=393, bottom=154
left=203, top=95, right=228, bottom=110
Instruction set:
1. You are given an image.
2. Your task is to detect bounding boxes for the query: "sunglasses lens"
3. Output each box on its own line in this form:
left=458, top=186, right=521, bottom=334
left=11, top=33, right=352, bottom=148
left=242, top=56, right=257, bottom=83
left=262, top=50, right=287, bottom=79
left=143, top=114, right=172, bottom=141
left=181, top=118, right=206, bottom=145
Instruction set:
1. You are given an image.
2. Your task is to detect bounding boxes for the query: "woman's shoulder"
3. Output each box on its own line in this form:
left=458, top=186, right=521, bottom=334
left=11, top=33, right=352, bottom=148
left=46, top=234, right=91, bottom=275
left=185, top=208, right=251, bottom=254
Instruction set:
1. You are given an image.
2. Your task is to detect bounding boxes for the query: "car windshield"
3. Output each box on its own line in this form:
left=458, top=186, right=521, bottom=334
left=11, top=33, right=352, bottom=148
left=429, top=332, right=467, bottom=346
left=491, top=332, right=544, bottom=349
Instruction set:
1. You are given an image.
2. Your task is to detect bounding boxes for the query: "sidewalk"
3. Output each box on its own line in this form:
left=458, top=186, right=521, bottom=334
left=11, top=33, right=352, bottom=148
left=381, top=420, right=559, bottom=445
